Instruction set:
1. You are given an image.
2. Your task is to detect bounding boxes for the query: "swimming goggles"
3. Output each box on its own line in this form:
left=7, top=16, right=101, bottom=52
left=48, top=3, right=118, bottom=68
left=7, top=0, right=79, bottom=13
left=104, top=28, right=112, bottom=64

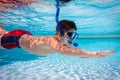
left=66, top=31, right=79, bottom=47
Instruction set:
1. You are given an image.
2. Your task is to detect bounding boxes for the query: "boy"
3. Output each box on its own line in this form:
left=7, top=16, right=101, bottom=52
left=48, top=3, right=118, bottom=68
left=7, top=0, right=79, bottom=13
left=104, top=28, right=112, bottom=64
left=0, top=20, right=114, bottom=58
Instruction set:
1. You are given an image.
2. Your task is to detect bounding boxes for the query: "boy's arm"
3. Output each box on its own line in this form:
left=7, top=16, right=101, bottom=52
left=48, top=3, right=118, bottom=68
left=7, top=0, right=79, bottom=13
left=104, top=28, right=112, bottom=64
left=49, top=38, right=114, bottom=58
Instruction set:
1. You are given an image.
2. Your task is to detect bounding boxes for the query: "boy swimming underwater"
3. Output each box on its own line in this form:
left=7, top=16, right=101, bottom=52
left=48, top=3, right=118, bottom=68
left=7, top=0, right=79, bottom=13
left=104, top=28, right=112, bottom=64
left=0, top=20, right=114, bottom=58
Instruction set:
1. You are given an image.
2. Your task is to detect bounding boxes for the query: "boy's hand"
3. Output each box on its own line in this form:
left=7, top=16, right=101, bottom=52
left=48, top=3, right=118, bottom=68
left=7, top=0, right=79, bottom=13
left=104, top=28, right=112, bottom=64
left=95, top=50, right=114, bottom=57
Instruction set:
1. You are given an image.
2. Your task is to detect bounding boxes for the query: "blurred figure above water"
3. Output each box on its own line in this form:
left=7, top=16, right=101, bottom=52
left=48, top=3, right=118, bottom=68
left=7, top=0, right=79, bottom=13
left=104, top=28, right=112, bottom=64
left=0, top=0, right=72, bottom=12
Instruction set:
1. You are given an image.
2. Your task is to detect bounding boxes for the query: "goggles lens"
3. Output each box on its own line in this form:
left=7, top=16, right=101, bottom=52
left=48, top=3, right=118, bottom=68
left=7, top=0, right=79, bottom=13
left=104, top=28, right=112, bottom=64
left=67, top=32, right=79, bottom=39
left=67, top=32, right=73, bottom=37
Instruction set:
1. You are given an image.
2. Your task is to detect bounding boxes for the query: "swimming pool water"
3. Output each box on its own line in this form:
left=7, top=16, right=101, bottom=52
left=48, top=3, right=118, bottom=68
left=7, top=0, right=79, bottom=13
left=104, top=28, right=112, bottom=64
left=0, top=0, right=120, bottom=80
left=0, top=38, right=120, bottom=80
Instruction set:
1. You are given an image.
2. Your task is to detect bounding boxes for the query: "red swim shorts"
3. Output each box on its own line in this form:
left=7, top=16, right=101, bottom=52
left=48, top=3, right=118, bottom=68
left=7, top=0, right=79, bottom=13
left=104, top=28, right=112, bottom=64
left=1, top=30, right=32, bottom=49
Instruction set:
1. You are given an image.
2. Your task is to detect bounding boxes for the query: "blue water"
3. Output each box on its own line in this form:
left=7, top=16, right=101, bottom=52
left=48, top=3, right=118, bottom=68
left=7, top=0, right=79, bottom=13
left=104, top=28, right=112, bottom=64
left=0, top=0, right=120, bottom=80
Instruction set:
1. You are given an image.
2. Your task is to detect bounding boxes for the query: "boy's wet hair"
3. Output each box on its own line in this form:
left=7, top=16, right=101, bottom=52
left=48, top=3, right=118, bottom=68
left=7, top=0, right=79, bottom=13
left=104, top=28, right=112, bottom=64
left=56, top=20, right=77, bottom=34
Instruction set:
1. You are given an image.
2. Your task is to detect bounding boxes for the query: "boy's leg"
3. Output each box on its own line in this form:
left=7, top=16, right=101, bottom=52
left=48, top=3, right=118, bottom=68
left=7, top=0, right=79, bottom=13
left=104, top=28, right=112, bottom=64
left=0, top=25, right=7, bottom=48
left=0, top=25, right=7, bottom=36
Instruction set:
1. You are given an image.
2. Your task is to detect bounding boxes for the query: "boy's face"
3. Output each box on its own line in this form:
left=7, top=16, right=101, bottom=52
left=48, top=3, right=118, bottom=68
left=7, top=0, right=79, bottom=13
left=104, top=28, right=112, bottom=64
left=64, top=28, right=75, bottom=40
